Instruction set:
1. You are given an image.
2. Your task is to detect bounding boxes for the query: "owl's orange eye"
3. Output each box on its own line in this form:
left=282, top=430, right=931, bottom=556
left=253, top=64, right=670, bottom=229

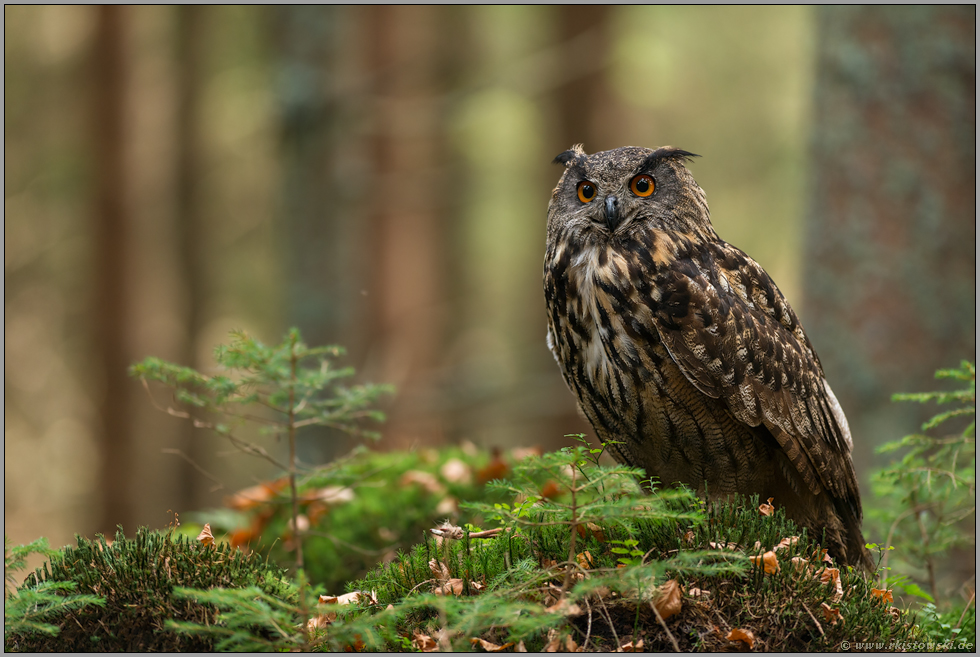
left=577, top=181, right=598, bottom=203
left=630, top=174, right=655, bottom=197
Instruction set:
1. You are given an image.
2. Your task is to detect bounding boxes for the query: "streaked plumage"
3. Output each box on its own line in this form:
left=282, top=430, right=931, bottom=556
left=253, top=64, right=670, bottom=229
left=543, top=144, right=870, bottom=568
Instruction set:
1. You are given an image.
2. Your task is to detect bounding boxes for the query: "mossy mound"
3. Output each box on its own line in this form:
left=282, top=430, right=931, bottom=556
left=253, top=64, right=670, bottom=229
left=6, top=526, right=293, bottom=652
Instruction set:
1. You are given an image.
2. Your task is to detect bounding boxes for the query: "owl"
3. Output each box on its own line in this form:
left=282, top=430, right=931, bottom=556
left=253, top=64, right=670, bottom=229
left=543, top=144, right=871, bottom=569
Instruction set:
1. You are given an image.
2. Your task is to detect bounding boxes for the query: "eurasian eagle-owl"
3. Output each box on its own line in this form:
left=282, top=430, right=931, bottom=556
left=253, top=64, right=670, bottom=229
left=543, top=144, right=870, bottom=568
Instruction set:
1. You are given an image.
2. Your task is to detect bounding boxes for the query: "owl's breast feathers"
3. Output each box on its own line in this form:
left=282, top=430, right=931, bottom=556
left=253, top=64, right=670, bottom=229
left=544, top=227, right=863, bottom=529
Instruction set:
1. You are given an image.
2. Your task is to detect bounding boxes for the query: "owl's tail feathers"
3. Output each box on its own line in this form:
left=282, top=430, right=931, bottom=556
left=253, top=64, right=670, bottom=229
left=832, top=495, right=875, bottom=572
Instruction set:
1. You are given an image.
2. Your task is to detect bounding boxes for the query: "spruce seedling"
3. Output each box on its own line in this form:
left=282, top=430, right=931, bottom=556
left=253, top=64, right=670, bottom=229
left=130, top=328, right=393, bottom=571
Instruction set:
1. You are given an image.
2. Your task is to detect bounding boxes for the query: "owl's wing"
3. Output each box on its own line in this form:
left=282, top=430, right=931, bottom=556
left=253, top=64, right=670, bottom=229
left=650, top=240, right=862, bottom=520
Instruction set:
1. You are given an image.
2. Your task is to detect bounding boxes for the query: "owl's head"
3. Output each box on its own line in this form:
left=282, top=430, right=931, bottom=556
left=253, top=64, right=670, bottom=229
left=546, top=144, right=716, bottom=245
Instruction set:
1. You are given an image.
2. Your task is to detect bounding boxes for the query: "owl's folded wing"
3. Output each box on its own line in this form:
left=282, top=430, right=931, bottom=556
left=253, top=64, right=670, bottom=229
left=649, top=241, right=862, bottom=521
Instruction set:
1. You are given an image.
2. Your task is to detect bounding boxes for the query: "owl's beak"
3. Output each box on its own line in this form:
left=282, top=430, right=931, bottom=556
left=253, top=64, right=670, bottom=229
left=604, top=195, right=620, bottom=231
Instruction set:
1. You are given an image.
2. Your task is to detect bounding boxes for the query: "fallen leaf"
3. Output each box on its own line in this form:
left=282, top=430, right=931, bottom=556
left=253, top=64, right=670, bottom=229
left=653, top=579, right=682, bottom=620
left=576, top=551, right=594, bottom=570
left=543, top=629, right=561, bottom=652
left=470, top=638, right=514, bottom=652
left=440, top=458, right=472, bottom=484
left=225, top=479, right=287, bottom=510
left=564, top=635, right=580, bottom=652
left=750, top=550, right=780, bottom=574
left=509, top=446, right=543, bottom=461
left=539, top=480, right=563, bottom=500
left=791, top=556, right=812, bottom=575
left=413, top=631, right=438, bottom=653
left=477, top=447, right=509, bottom=484
left=619, top=639, right=644, bottom=652
left=773, top=536, right=799, bottom=552
left=287, top=514, right=310, bottom=533
left=726, top=628, right=755, bottom=650
left=576, top=522, right=606, bottom=542
left=435, top=496, right=457, bottom=516
left=871, top=588, right=894, bottom=604
left=429, top=559, right=451, bottom=581
left=759, top=497, right=775, bottom=516
left=683, top=530, right=695, bottom=545
left=306, top=485, right=355, bottom=505
left=197, top=523, right=215, bottom=547
left=545, top=598, right=584, bottom=617
left=344, top=634, right=365, bottom=652
left=709, top=541, right=739, bottom=551
left=307, top=612, right=336, bottom=631
left=400, top=471, right=445, bottom=494
left=821, top=602, right=842, bottom=626
left=819, top=567, right=844, bottom=602
left=515, top=640, right=527, bottom=652
left=319, top=590, right=377, bottom=606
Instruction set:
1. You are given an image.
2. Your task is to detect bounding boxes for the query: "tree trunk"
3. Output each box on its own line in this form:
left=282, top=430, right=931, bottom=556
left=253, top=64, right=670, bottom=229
left=803, top=6, right=976, bottom=470
left=93, top=5, right=135, bottom=533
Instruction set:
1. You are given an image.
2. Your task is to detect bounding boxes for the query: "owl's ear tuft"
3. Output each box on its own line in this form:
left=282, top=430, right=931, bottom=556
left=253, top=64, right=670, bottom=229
left=553, top=143, right=587, bottom=167
left=640, top=147, right=700, bottom=171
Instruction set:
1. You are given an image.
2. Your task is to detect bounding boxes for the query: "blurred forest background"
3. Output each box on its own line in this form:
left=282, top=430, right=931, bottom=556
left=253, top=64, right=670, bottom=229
left=4, top=5, right=975, bottom=561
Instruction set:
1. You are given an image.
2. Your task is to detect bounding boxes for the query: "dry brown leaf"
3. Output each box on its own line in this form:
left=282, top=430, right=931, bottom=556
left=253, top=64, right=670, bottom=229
left=197, top=523, right=215, bottom=547
left=821, top=602, right=843, bottom=626
left=791, top=556, right=812, bottom=575
left=400, top=470, right=445, bottom=494
left=539, top=480, right=563, bottom=500
left=344, top=634, right=365, bottom=652
left=683, top=530, right=695, bottom=545
left=477, top=448, right=509, bottom=484
left=759, top=497, right=775, bottom=516
left=470, top=638, right=514, bottom=652
left=307, top=612, right=336, bottom=631
left=726, top=628, right=755, bottom=649
left=576, top=551, right=594, bottom=570
left=543, top=629, right=561, bottom=653
left=653, top=579, right=683, bottom=620
left=434, top=578, right=466, bottom=596
left=750, top=550, right=780, bottom=574
left=510, top=446, right=543, bottom=461
left=413, top=631, right=438, bottom=653
left=435, top=496, right=457, bottom=516
left=819, top=567, right=844, bottom=602
left=439, top=458, right=472, bottom=484
left=319, top=590, right=377, bottom=606
left=619, top=639, right=644, bottom=652
left=774, top=536, right=799, bottom=552
left=225, top=479, right=287, bottom=510
left=564, top=635, right=580, bottom=652
left=515, top=640, right=527, bottom=652
left=709, top=541, right=739, bottom=551
left=429, top=559, right=451, bottom=581
left=545, top=598, right=584, bottom=617
left=871, top=588, right=894, bottom=603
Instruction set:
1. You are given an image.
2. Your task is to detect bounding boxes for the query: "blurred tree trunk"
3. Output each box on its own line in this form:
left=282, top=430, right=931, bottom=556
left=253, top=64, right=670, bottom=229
left=553, top=5, right=616, bottom=152
left=173, top=4, right=207, bottom=512
left=803, top=6, right=976, bottom=470
left=362, top=6, right=451, bottom=449
left=93, top=5, right=135, bottom=533
left=274, top=6, right=367, bottom=463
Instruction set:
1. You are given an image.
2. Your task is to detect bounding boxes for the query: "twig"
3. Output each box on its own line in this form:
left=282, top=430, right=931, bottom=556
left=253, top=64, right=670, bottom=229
left=650, top=601, right=681, bottom=653
left=160, top=448, right=224, bottom=491
left=803, top=603, right=824, bottom=636
left=955, top=590, right=976, bottom=630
